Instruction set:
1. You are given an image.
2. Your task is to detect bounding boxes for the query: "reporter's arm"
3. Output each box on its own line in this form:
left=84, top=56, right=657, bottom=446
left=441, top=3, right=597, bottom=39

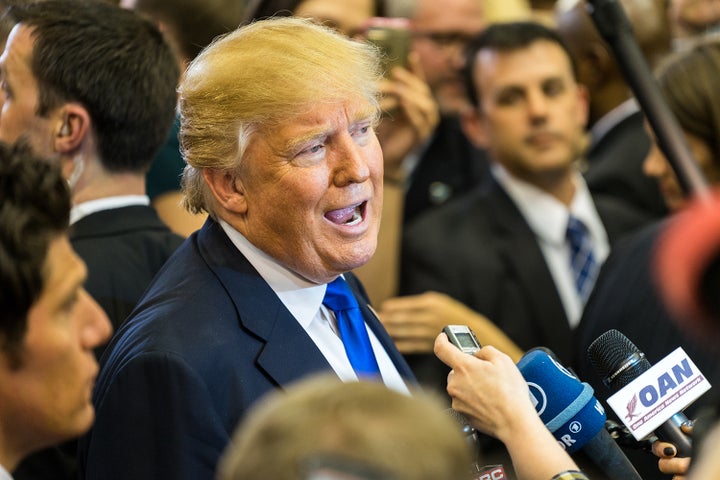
left=434, top=334, right=580, bottom=480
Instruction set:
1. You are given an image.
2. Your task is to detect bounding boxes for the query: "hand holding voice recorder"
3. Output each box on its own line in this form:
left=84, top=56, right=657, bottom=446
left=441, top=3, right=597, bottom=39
left=443, top=325, right=482, bottom=354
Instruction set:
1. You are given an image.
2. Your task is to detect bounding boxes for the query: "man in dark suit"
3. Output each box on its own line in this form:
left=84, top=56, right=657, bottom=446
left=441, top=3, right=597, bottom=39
left=0, top=3, right=183, bottom=478
left=574, top=40, right=720, bottom=480
left=556, top=0, right=670, bottom=219
left=77, top=17, right=416, bottom=480
left=0, top=143, right=112, bottom=480
left=0, top=1, right=183, bottom=336
left=392, top=22, right=651, bottom=392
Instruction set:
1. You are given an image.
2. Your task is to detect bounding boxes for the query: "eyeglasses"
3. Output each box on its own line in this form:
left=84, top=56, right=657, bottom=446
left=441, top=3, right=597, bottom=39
left=411, top=30, right=476, bottom=49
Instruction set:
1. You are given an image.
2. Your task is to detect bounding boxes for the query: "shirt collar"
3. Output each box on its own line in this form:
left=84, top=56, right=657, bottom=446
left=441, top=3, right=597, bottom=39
left=490, top=163, right=606, bottom=248
left=70, top=195, right=150, bottom=225
left=0, top=463, right=13, bottom=480
left=589, top=98, right=640, bottom=149
left=218, top=220, right=326, bottom=329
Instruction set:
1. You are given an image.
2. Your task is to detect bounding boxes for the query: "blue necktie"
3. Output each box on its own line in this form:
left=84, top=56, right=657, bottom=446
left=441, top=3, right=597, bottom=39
left=566, top=215, right=599, bottom=303
left=323, top=277, right=381, bottom=378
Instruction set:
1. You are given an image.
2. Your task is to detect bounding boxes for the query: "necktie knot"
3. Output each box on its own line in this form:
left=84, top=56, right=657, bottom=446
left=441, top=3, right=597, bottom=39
left=323, top=277, right=359, bottom=313
left=566, top=216, right=589, bottom=246
left=323, top=277, right=381, bottom=378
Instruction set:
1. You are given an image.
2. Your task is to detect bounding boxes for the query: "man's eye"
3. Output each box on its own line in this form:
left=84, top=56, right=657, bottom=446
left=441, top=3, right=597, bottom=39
left=497, top=91, right=522, bottom=105
left=353, top=125, right=371, bottom=137
left=61, top=293, right=80, bottom=314
left=294, top=142, right=326, bottom=163
left=543, top=80, right=565, bottom=97
left=305, top=144, right=324, bottom=154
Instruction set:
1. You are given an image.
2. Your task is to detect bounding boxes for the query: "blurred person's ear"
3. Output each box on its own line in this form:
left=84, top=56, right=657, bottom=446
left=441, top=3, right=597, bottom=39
left=460, top=106, right=490, bottom=150
left=577, top=43, right=615, bottom=89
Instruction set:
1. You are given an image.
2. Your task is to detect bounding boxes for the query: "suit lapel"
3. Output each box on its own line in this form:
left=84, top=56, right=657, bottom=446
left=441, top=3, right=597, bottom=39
left=485, top=182, right=573, bottom=358
left=196, top=220, right=332, bottom=387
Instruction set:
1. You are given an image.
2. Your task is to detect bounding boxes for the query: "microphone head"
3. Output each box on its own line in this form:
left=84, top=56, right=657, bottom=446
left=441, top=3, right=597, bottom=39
left=518, top=348, right=606, bottom=453
left=587, top=329, right=652, bottom=391
left=445, top=408, right=476, bottom=437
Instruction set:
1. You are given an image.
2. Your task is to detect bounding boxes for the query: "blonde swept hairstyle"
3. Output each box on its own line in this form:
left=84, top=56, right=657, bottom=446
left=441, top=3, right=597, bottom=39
left=179, top=17, right=383, bottom=217
left=216, top=375, right=473, bottom=480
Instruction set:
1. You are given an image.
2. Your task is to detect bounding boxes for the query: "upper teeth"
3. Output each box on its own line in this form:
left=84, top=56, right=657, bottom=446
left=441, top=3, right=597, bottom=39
left=345, top=208, right=362, bottom=225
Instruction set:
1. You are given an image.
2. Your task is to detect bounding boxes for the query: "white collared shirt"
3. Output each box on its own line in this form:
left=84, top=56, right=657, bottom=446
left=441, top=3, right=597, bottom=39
left=70, top=195, right=150, bottom=225
left=588, top=98, right=640, bottom=150
left=219, top=220, right=410, bottom=394
left=0, top=463, right=13, bottom=480
left=491, top=163, right=609, bottom=328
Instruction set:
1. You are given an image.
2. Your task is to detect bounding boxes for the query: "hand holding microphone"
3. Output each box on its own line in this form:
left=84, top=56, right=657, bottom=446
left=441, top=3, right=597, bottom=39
left=517, top=348, right=642, bottom=479
left=586, top=329, right=708, bottom=458
left=434, top=331, right=582, bottom=480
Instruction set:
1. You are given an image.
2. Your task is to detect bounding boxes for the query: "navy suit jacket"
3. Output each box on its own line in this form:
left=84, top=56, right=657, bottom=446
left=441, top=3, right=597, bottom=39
left=79, top=219, right=415, bottom=480
left=399, top=177, right=651, bottom=395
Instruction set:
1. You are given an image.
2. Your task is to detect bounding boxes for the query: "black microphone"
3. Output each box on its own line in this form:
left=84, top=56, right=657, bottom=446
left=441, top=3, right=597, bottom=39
left=586, top=0, right=710, bottom=198
left=587, top=329, right=693, bottom=456
left=517, top=348, right=642, bottom=479
left=445, top=408, right=508, bottom=480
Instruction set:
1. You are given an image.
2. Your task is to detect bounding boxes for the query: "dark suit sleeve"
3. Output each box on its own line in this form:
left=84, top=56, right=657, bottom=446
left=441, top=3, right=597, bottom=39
left=81, top=352, right=229, bottom=480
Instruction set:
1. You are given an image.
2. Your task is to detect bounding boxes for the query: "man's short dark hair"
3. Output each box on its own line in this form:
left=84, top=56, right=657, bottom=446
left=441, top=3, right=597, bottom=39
left=462, top=21, right=579, bottom=109
left=6, top=0, right=179, bottom=173
left=0, top=142, right=70, bottom=354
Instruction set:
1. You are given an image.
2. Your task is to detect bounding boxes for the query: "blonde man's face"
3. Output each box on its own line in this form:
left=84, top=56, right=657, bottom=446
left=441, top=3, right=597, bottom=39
left=234, top=97, right=383, bottom=284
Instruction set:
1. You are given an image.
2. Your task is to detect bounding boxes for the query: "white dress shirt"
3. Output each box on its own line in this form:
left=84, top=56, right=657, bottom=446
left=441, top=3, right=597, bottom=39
left=492, top=163, right=609, bottom=328
left=0, top=463, right=13, bottom=480
left=219, top=220, right=410, bottom=394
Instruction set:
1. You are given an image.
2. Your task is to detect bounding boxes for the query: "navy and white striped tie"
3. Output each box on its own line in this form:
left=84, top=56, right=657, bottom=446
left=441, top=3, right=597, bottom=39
left=566, top=216, right=598, bottom=303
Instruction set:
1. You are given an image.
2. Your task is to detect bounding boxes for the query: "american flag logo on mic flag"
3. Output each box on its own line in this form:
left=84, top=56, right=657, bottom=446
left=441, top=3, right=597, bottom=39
left=625, top=394, right=639, bottom=422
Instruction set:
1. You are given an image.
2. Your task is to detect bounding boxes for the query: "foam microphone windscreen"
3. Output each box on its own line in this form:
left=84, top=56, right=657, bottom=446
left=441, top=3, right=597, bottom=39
left=654, top=189, right=720, bottom=344
left=517, top=348, right=606, bottom=453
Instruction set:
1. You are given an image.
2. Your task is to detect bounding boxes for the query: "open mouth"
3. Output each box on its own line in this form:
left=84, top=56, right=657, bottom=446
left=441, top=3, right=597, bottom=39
left=324, top=201, right=366, bottom=226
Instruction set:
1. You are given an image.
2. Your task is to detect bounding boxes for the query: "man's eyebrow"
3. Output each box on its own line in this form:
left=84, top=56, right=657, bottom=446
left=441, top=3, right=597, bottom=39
left=280, top=127, right=332, bottom=156
left=279, top=107, right=378, bottom=155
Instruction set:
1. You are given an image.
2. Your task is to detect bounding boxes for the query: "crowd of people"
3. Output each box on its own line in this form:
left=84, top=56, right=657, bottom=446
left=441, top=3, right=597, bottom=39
left=2, top=0, right=720, bottom=479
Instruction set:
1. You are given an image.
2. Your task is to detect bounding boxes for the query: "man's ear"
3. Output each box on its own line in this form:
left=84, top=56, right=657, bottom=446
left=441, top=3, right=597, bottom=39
left=460, top=107, right=490, bottom=150
left=202, top=168, right=248, bottom=214
left=54, top=103, right=90, bottom=154
left=578, top=43, right=615, bottom=89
